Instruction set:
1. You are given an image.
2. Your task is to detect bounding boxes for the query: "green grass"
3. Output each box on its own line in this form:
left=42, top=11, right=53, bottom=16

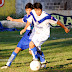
left=0, top=28, right=72, bottom=72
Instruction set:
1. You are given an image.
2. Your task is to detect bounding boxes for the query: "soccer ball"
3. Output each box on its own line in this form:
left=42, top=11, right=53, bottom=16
left=30, top=60, right=40, bottom=71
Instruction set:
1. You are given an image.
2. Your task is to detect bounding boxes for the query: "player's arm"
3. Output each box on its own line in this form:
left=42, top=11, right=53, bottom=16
left=48, top=14, right=70, bottom=33
left=6, top=16, right=23, bottom=23
left=20, top=15, right=33, bottom=35
left=57, top=20, right=70, bottom=33
left=20, top=21, right=31, bottom=35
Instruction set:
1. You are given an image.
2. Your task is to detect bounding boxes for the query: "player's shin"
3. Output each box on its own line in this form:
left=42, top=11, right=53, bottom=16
left=31, top=47, right=38, bottom=60
left=37, top=51, right=45, bottom=63
left=6, top=51, right=17, bottom=67
left=37, top=51, right=47, bottom=68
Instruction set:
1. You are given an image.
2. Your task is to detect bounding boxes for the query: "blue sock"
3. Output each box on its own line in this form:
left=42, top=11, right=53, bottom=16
left=31, top=47, right=38, bottom=60
left=37, top=52, right=45, bottom=63
left=6, top=51, right=17, bottom=67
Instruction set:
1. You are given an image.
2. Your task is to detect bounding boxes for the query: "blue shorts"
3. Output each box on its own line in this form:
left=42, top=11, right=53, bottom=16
left=17, top=30, right=31, bottom=50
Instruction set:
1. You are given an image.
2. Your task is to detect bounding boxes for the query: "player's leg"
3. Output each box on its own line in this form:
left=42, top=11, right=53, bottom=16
left=29, top=41, right=45, bottom=61
left=29, top=45, right=41, bottom=55
left=36, top=47, right=47, bottom=68
left=37, top=47, right=45, bottom=62
left=14, top=47, right=22, bottom=53
left=5, top=34, right=31, bottom=67
left=37, top=51, right=47, bottom=68
left=29, top=34, right=49, bottom=68
left=5, top=37, right=31, bottom=68
left=36, top=46, right=45, bottom=63
left=1, top=47, right=22, bottom=69
left=29, top=41, right=38, bottom=60
left=29, top=48, right=32, bottom=55
left=28, top=45, right=40, bottom=55
left=29, top=43, right=47, bottom=68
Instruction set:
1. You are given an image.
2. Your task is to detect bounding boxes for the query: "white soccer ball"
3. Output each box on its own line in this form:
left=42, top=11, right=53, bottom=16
left=30, top=60, right=40, bottom=71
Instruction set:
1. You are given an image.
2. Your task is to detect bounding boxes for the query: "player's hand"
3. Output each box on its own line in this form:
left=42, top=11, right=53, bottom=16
left=64, top=27, right=70, bottom=33
left=6, top=16, right=13, bottom=21
left=20, top=29, right=25, bottom=35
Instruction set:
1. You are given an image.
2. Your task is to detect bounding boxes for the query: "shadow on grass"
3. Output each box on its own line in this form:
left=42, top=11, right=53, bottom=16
left=39, top=62, right=72, bottom=72
left=42, top=39, right=72, bottom=51
left=0, top=49, right=14, bottom=59
left=12, top=60, right=31, bottom=68
left=4, top=60, right=72, bottom=72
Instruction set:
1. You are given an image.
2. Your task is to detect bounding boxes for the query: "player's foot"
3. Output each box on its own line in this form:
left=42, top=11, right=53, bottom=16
left=41, top=60, right=48, bottom=68
left=41, top=64, right=46, bottom=68
left=1, top=65, right=9, bottom=69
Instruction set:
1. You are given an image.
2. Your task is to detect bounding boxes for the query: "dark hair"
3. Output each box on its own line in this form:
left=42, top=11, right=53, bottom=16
left=25, top=3, right=33, bottom=9
left=33, top=2, right=42, bottom=9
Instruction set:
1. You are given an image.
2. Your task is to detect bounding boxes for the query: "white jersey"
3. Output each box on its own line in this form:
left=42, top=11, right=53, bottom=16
left=22, top=14, right=32, bottom=30
left=27, top=9, right=58, bottom=36
left=27, top=9, right=58, bottom=46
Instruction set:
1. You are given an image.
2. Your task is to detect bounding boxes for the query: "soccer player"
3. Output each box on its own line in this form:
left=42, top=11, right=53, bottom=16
left=1, top=3, right=34, bottom=69
left=20, top=2, right=70, bottom=68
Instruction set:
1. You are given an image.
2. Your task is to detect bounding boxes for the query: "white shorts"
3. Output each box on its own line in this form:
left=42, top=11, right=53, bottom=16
left=29, top=29, right=50, bottom=47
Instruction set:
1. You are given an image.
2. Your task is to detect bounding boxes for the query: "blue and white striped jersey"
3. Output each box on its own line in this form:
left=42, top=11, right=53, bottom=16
left=22, top=14, right=33, bottom=30
left=27, top=9, right=58, bottom=36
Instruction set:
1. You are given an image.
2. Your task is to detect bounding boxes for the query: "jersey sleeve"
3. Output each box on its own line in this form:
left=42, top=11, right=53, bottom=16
left=47, top=14, right=58, bottom=24
left=22, top=18, right=25, bottom=22
left=27, top=15, right=33, bottom=23
left=22, top=16, right=27, bottom=23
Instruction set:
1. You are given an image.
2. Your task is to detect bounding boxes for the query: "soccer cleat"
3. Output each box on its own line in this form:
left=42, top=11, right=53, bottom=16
left=41, top=60, right=48, bottom=68
left=41, top=64, right=46, bottom=68
left=1, top=65, right=9, bottom=69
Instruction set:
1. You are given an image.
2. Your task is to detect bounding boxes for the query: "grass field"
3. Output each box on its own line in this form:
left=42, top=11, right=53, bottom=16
left=0, top=28, right=72, bottom=72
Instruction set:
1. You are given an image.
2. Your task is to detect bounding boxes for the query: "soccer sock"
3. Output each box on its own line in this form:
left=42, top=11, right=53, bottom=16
left=37, top=52, right=45, bottom=63
left=6, top=51, right=17, bottom=67
left=31, top=47, right=38, bottom=60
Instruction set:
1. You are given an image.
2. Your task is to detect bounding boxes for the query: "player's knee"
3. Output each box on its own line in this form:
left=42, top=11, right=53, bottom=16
left=29, top=41, right=35, bottom=48
left=29, top=50, right=32, bottom=55
left=14, top=47, right=21, bottom=53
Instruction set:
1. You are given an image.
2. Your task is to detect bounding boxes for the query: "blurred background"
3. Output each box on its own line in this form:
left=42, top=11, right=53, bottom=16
left=0, top=0, right=72, bottom=20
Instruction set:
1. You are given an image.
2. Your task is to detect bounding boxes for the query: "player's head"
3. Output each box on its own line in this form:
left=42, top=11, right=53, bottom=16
left=25, top=3, right=33, bottom=15
left=33, top=2, right=42, bottom=16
